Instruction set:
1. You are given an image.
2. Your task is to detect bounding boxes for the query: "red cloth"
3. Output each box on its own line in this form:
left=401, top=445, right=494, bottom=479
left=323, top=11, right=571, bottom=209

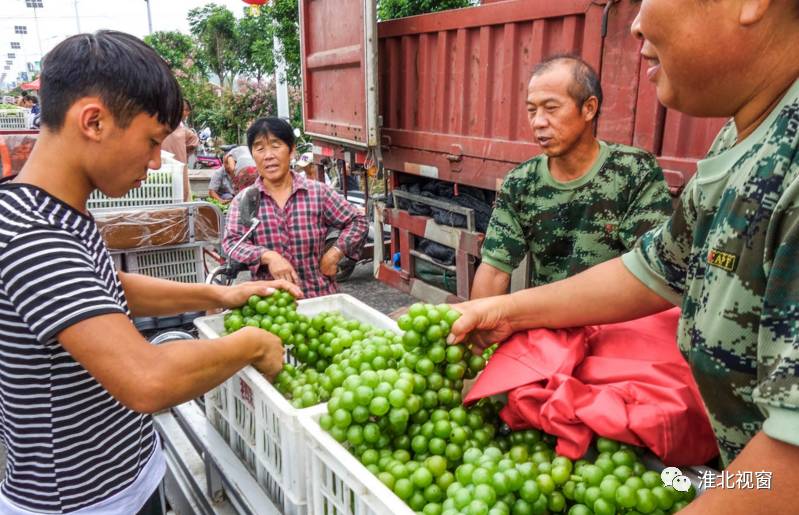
left=464, top=309, right=718, bottom=466
left=233, top=166, right=258, bottom=193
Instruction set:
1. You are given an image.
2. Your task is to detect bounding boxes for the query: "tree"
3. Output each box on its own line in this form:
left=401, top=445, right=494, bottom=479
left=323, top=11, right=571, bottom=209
left=378, top=0, right=475, bottom=20
left=144, top=31, right=196, bottom=72
left=188, top=4, right=240, bottom=89
left=142, top=0, right=484, bottom=144
left=264, top=0, right=302, bottom=87
left=237, top=9, right=275, bottom=83
left=200, top=80, right=277, bottom=145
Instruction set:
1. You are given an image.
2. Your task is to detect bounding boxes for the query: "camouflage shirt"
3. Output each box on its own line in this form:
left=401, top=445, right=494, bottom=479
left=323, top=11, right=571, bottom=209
left=482, top=141, right=672, bottom=286
left=623, top=78, right=799, bottom=466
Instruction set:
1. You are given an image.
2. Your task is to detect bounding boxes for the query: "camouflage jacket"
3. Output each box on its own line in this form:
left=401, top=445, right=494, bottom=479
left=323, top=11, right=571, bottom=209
left=481, top=141, right=672, bottom=286
left=623, top=78, right=799, bottom=466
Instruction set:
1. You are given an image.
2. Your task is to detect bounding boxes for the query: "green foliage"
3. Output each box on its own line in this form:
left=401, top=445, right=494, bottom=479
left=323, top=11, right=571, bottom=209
left=180, top=80, right=220, bottom=132
left=143, top=31, right=203, bottom=77
left=145, top=31, right=214, bottom=134
left=288, top=86, right=304, bottom=136
left=2, top=85, right=23, bottom=97
left=198, top=80, right=278, bottom=145
left=144, top=0, right=319, bottom=144
left=238, top=9, right=275, bottom=82
left=264, top=0, right=302, bottom=87
left=377, top=0, right=474, bottom=21
left=188, top=4, right=240, bottom=87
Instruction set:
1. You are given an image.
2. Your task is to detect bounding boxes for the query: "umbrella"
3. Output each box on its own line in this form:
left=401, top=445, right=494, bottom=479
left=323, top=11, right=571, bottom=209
left=20, top=78, right=39, bottom=91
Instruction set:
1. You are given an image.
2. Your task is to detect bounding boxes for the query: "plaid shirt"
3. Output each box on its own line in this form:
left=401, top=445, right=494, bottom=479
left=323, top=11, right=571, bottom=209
left=222, top=171, right=368, bottom=298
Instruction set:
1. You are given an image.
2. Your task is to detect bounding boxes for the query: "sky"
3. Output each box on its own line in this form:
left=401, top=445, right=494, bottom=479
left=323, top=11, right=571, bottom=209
left=0, top=0, right=254, bottom=88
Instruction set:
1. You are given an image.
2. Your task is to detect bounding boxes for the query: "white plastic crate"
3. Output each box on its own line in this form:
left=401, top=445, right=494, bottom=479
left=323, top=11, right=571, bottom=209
left=204, top=376, right=232, bottom=443
left=299, top=414, right=717, bottom=515
left=300, top=407, right=414, bottom=515
left=125, top=246, right=205, bottom=284
left=0, top=109, right=27, bottom=130
left=195, top=294, right=400, bottom=515
left=110, top=252, right=122, bottom=271
left=86, top=159, right=184, bottom=210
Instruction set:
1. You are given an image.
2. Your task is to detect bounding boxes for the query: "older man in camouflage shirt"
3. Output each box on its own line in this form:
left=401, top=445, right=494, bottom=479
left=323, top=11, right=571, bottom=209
left=472, top=55, right=671, bottom=298
left=451, top=0, right=799, bottom=512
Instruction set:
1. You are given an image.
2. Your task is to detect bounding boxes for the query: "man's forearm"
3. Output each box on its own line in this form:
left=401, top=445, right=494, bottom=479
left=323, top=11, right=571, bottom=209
left=471, top=263, right=511, bottom=299
left=183, top=167, right=191, bottom=202
left=119, top=271, right=226, bottom=317
left=60, top=315, right=271, bottom=413
left=678, top=432, right=799, bottom=514
left=143, top=330, right=266, bottom=411
left=502, top=257, right=673, bottom=331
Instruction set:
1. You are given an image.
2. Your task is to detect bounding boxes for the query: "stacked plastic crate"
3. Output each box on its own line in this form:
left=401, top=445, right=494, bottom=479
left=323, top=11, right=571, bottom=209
left=92, top=153, right=195, bottom=286
left=87, top=154, right=185, bottom=209
left=0, top=107, right=28, bottom=130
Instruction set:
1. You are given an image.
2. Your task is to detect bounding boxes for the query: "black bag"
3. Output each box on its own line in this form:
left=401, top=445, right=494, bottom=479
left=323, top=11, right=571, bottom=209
left=391, top=181, right=494, bottom=233
left=422, top=183, right=493, bottom=233
left=417, top=238, right=455, bottom=266
left=392, top=183, right=432, bottom=216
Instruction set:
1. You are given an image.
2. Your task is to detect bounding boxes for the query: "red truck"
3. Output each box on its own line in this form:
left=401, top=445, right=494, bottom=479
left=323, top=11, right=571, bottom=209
left=299, top=0, right=725, bottom=303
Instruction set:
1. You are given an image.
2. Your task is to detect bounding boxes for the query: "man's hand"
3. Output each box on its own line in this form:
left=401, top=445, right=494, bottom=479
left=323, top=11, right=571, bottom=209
left=241, top=327, right=285, bottom=381
left=219, top=279, right=303, bottom=310
left=58, top=314, right=287, bottom=412
left=320, top=246, right=344, bottom=277
left=676, top=432, right=799, bottom=515
left=261, top=251, right=300, bottom=284
left=447, top=296, right=517, bottom=350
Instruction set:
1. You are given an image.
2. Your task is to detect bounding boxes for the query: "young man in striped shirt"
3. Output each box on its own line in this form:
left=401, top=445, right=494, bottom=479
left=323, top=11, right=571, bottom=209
left=0, top=31, right=299, bottom=514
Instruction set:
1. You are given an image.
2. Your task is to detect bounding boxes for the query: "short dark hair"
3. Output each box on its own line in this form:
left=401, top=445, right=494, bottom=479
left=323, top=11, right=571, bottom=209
left=531, top=54, right=603, bottom=116
left=247, top=117, right=295, bottom=151
left=40, top=30, right=183, bottom=131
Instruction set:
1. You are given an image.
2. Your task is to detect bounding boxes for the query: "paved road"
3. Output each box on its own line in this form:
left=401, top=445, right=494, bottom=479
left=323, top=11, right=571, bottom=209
left=338, top=262, right=416, bottom=315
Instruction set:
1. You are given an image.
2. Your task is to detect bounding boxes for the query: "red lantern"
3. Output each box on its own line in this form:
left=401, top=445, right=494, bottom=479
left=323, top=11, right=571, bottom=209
left=242, top=1, right=268, bottom=19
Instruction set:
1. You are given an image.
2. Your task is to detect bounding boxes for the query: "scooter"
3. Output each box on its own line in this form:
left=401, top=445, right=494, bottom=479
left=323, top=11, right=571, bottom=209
left=206, top=218, right=260, bottom=287
left=194, top=128, right=223, bottom=169
left=194, top=151, right=222, bottom=169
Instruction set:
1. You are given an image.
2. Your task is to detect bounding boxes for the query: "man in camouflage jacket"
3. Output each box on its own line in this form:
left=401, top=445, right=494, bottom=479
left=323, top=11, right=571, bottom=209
left=472, top=55, right=672, bottom=298
left=451, top=1, right=799, bottom=512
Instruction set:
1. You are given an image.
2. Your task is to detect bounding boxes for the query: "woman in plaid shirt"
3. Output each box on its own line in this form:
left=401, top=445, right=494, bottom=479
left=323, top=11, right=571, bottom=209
left=222, top=118, right=368, bottom=298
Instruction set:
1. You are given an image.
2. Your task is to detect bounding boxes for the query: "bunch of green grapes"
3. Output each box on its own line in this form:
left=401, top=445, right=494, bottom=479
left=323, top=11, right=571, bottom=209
left=222, top=290, right=298, bottom=337
left=275, top=312, right=405, bottom=408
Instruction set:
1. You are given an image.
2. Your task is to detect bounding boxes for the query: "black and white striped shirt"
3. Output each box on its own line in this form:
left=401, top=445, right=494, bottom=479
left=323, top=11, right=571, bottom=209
left=0, top=182, right=158, bottom=513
